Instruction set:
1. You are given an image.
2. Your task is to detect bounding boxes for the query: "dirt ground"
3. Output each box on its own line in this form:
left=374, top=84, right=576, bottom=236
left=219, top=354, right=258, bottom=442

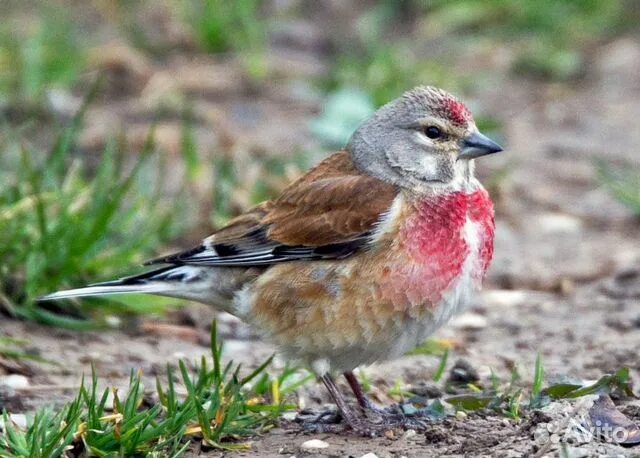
left=2, top=20, right=640, bottom=458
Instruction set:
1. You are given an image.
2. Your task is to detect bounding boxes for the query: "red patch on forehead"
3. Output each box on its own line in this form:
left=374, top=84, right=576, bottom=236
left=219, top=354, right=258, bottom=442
left=438, top=98, right=472, bottom=126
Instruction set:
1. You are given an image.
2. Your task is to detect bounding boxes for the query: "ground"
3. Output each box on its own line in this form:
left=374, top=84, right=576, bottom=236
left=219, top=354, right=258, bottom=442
left=1, top=4, right=640, bottom=457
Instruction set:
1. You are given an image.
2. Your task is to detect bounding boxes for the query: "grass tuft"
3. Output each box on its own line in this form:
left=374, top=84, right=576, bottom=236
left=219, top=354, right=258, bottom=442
left=531, top=353, right=545, bottom=402
left=182, top=0, right=267, bottom=80
left=445, top=356, right=635, bottom=421
left=433, top=348, right=450, bottom=383
left=0, top=337, right=49, bottom=364
left=182, top=0, right=265, bottom=54
left=0, top=7, right=86, bottom=111
left=0, top=90, right=184, bottom=328
left=210, top=152, right=310, bottom=229
left=0, top=321, right=304, bottom=457
left=423, top=0, right=630, bottom=80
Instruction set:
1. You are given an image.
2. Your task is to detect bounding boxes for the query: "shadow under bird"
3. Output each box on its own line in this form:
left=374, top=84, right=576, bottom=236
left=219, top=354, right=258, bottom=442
left=42, top=86, right=503, bottom=435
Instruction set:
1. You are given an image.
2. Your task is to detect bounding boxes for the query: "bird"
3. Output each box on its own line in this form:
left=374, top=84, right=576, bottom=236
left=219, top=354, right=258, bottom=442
left=41, top=86, right=503, bottom=435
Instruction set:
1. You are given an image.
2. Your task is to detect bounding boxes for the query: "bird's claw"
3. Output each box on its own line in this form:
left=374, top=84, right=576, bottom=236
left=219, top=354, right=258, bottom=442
left=298, top=408, right=341, bottom=424
left=296, top=404, right=433, bottom=437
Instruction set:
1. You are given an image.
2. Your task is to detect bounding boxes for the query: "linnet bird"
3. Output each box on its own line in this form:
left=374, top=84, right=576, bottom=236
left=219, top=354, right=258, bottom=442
left=42, top=86, right=503, bottom=435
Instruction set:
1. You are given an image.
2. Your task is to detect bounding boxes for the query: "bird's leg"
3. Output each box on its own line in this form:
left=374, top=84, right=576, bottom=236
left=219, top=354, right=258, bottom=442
left=344, top=371, right=406, bottom=418
left=299, top=373, right=431, bottom=436
left=343, top=371, right=435, bottom=431
left=343, top=370, right=382, bottom=411
left=297, top=373, right=388, bottom=436
left=319, top=373, right=365, bottom=428
left=324, top=373, right=436, bottom=436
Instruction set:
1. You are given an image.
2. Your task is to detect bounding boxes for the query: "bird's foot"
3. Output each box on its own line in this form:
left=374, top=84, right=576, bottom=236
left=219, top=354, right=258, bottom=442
left=358, top=405, right=433, bottom=435
left=296, top=408, right=345, bottom=433
left=296, top=405, right=432, bottom=436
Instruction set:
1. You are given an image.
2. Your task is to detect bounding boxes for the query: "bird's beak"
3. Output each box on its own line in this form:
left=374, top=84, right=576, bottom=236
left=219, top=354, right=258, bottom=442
left=459, top=131, right=503, bottom=160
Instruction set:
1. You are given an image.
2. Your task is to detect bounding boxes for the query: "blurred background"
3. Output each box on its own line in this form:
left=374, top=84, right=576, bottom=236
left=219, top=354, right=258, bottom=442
left=1, top=0, right=639, bottom=325
left=0, top=0, right=640, bottom=452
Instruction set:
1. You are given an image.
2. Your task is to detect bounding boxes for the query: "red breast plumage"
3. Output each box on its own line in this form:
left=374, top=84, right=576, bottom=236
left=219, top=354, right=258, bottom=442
left=377, top=189, right=494, bottom=311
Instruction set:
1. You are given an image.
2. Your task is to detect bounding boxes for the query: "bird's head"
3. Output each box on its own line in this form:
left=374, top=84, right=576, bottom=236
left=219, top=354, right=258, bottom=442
left=347, top=86, right=502, bottom=193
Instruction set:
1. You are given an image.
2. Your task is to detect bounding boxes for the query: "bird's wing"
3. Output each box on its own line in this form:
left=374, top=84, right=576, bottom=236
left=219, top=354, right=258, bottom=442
left=146, top=151, right=398, bottom=267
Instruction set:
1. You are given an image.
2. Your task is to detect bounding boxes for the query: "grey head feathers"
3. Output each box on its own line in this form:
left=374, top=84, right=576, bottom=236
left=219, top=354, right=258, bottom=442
left=346, top=86, right=477, bottom=192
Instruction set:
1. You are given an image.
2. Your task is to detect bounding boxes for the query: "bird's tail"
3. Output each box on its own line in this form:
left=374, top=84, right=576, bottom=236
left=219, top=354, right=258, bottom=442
left=38, top=266, right=185, bottom=301
left=39, top=264, right=254, bottom=317
left=39, top=264, right=237, bottom=306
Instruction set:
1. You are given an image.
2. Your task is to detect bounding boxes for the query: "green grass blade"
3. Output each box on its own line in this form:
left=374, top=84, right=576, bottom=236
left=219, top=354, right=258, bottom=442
left=433, top=348, right=449, bottom=382
left=531, top=353, right=544, bottom=399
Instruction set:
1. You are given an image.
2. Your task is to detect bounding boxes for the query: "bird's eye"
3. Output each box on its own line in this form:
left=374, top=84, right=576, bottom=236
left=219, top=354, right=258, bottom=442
left=424, top=126, right=442, bottom=139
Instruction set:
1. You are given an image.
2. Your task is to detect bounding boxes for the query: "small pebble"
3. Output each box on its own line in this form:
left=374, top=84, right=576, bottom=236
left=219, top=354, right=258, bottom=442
left=451, top=312, right=487, bottom=329
left=482, top=290, right=545, bottom=307
left=359, top=454, right=379, bottom=458
left=456, top=410, right=468, bottom=420
left=447, top=359, right=480, bottom=385
left=565, top=447, right=590, bottom=458
left=0, top=413, right=27, bottom=430
left=538, top=212, right=583, bottom=234
left=87, top=351, right=102, bottom=361
left=300, top=439, right=329, bottom=450
left=404, top=429, right=417, bottom=440
left=281, top=411, right=298, bottom=421
left=104, top=390, right=121, bottom=411
left=223, top=339, right=253, bottom=356
left=0, top=375, right=29, bottom=389
left=105, top=315, right=122, bottom=327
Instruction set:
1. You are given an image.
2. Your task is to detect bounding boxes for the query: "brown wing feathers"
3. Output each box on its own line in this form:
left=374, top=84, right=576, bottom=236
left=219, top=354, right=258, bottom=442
left=147, top=152, right=397, bottom=267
